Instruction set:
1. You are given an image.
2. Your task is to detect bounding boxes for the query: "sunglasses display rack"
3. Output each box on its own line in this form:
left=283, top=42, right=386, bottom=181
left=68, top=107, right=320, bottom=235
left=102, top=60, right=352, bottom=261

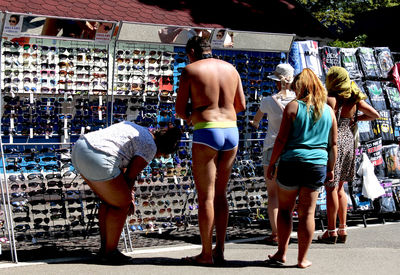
left=1, top=36, right=289, bottom=259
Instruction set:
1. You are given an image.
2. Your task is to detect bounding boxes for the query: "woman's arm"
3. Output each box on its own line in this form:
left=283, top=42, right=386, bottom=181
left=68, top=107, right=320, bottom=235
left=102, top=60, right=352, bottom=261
left=326, top=107, right=338, bottom=183
left=249, top=109, right=264, bottom=129
left=357, top=100, right=380, bottom=121
left=124, top=156, right=149, bottom=189
left=266, top=100, right=297, bottom=179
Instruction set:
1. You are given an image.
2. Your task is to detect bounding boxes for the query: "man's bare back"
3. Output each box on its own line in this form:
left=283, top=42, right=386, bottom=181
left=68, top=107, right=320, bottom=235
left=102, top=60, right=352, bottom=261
left=176, top=58, right=245, bottom=125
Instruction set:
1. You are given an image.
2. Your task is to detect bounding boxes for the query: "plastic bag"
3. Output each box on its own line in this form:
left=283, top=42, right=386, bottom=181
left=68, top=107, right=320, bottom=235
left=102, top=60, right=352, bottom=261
left=358, top=153, right=385, bottom=199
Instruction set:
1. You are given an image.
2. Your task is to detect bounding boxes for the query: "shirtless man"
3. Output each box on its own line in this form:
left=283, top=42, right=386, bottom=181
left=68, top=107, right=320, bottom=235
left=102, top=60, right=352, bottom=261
left=175, top=36, right=246, bottom=265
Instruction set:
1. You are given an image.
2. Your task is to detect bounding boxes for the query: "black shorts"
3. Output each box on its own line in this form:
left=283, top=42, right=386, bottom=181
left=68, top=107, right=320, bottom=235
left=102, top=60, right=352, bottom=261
left=277, top=161, right=327, bottom=191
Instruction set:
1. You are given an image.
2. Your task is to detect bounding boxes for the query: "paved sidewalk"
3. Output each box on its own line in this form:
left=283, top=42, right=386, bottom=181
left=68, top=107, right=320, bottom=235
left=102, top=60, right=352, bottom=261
left=0, top=222, right=399, bottom=275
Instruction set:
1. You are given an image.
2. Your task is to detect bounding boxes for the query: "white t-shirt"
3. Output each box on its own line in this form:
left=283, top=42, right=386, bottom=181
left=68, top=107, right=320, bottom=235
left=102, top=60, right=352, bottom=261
left=83, top=121, right=157, bottom=168
left=260, top=91, right=296, bottom=151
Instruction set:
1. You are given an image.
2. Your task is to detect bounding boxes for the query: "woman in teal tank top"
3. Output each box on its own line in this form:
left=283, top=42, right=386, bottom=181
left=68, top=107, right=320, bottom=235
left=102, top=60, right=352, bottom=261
left=265, top=69, right=338, bottom=268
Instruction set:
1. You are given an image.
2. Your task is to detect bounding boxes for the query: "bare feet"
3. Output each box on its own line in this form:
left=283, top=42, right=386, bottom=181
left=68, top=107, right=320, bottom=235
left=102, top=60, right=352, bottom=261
left=182, top=254, right=213, bottom=266
left=298, top=259, right=312, bottom=268
left=212, top=248, right=226, bottom=265
left=267, top=252, right=286, bottom=264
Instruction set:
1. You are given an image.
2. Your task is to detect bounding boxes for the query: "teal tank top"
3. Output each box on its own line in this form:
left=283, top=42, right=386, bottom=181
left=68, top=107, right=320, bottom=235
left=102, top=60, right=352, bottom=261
left=281, top=100, right=332, bottom=165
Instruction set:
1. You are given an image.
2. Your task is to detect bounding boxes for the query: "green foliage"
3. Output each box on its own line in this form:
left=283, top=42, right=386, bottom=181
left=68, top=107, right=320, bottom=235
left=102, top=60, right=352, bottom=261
left=297, top=0, right=400, bottom=34
left=327, top=34, right=368, bottom=48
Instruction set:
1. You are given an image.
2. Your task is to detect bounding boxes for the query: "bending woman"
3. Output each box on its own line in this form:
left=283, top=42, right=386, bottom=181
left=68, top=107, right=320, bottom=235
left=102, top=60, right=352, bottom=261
left=318, top=66, right=379, bottom=244
left=266, top=68, right=337, bottom=268
left=71, top=121, right=181, bottom=264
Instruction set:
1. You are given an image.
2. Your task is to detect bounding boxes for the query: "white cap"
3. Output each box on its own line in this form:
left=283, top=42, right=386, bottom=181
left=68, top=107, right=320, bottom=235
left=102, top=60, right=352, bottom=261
left=267, top=63, right=295, bottom=83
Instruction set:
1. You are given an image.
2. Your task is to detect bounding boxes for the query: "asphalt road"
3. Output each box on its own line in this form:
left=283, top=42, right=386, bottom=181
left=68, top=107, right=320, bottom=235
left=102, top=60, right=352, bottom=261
left=0, top=222, right=399, bottom=275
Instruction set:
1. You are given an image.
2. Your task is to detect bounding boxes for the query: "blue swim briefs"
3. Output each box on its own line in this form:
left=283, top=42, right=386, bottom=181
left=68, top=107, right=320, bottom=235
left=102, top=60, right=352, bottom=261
left=192, top=121, right=239, bottom=151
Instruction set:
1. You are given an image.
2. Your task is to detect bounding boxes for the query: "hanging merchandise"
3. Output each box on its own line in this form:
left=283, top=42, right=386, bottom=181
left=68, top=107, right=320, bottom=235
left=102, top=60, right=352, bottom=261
left=288, top=41, right=303, bottom=76
left=358, top=152, right=385, bottom=200
left=356, top=47, right=382, bottom=79
left=296, top=40, right=323, bottom=79
left=341, top=48, right=363, bottom=80
left=382, top=81, right=400, bottom=110
left=358, top=120, right=375, bottom=143
left=382, top=144, right=400, bottom=178
left=364, top=80, right=388, bottom=111
left=391, top=111, right=400, bottom=142
left=374, top=179, right=396, bottom=213
left=372, top=109, right=394, bottom=142
left=319, top=46, right=341, bottom=77
left=374, top=47, right=394, bottom=79
left=364, top=137, right=386, bottom=178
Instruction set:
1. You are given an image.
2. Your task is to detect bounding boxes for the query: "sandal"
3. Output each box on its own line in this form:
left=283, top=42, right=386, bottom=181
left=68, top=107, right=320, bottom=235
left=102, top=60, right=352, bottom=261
left=317, top=229, right=337, bottom=244
left=337, top=224, right=348, bottom=244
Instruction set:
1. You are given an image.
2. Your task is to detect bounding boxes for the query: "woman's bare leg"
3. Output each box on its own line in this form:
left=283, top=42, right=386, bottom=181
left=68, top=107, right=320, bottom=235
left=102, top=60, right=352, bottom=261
left=269, top=186, right=298, bottom=263
left=324, top=185, right=339, bottom=235
left=264, top=166, right=279, bottom=237
left=297, top=187, right=319, bottom=268
left=83, top=174, right=131, bottom=254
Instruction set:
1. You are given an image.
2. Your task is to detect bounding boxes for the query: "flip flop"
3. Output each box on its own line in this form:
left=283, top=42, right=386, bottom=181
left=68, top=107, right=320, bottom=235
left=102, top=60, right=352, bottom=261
left=212, top=255, right=227, bottom=266
left=181, top=256, right=214, bottom=267
left=265, top=256, right=284, bottom=267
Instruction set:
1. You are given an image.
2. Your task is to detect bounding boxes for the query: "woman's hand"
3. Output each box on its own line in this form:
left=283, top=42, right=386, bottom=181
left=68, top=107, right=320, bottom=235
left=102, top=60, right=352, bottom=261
left=325, top=170, right=334, bottom=184
left=266, top=163, right=276, bottom=180
left=249, top=120, right=259, bottom=129
left=127, top=189, right=136, bottom=216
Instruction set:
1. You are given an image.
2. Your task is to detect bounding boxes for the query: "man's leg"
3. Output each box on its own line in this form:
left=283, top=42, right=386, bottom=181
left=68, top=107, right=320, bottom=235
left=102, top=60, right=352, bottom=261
left=213, top=147, right=238, bottom=260
left=191, top=143, right=218, bottom=264
left=296, top=187, right=319, bottom=268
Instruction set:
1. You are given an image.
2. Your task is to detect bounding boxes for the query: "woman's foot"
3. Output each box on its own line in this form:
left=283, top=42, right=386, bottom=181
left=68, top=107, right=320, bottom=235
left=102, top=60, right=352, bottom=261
left=317, top=229, right=337, bottom=244
left=264, top=233, right=278, bottom=246
left=267, top=252, right=286, bottom=264
left=298, top=259, right=312, bottom=268
left=337, top=224, right=348, bottom=244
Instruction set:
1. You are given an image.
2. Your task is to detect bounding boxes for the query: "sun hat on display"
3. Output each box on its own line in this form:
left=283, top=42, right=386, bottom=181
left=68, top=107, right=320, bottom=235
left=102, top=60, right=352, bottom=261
left=267, top=63, right=295, bottom=84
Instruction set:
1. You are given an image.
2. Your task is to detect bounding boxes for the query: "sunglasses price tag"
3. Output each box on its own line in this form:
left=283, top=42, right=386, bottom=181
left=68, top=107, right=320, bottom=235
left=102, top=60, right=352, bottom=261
left=173, top=175, right=178, bottom=184
left=98, top=110, right=103, bottom=121
left=98, top=96, right=103, bottom=106
left=30, top=128, right=34, bottom=139
left=0, top=243, right=2, bottom=255
left=81, top=127, right=85, bottom=135
left=64, top=118, right=68, bottom=129
left=30, top=92, right=34, bottom=104
left=9, top=135, right=13, bottom=144
left=158, top=228, right=162, bottom=234
left=10, top=118, right=14, bottom=129
left=180, top=119, right=184, bottom=126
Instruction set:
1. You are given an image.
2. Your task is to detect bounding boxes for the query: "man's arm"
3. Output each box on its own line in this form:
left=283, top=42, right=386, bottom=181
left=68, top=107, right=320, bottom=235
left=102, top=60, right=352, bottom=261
left=233, top=71, right=246, bottom=113
left=175, top=68, right=191, bottom=120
